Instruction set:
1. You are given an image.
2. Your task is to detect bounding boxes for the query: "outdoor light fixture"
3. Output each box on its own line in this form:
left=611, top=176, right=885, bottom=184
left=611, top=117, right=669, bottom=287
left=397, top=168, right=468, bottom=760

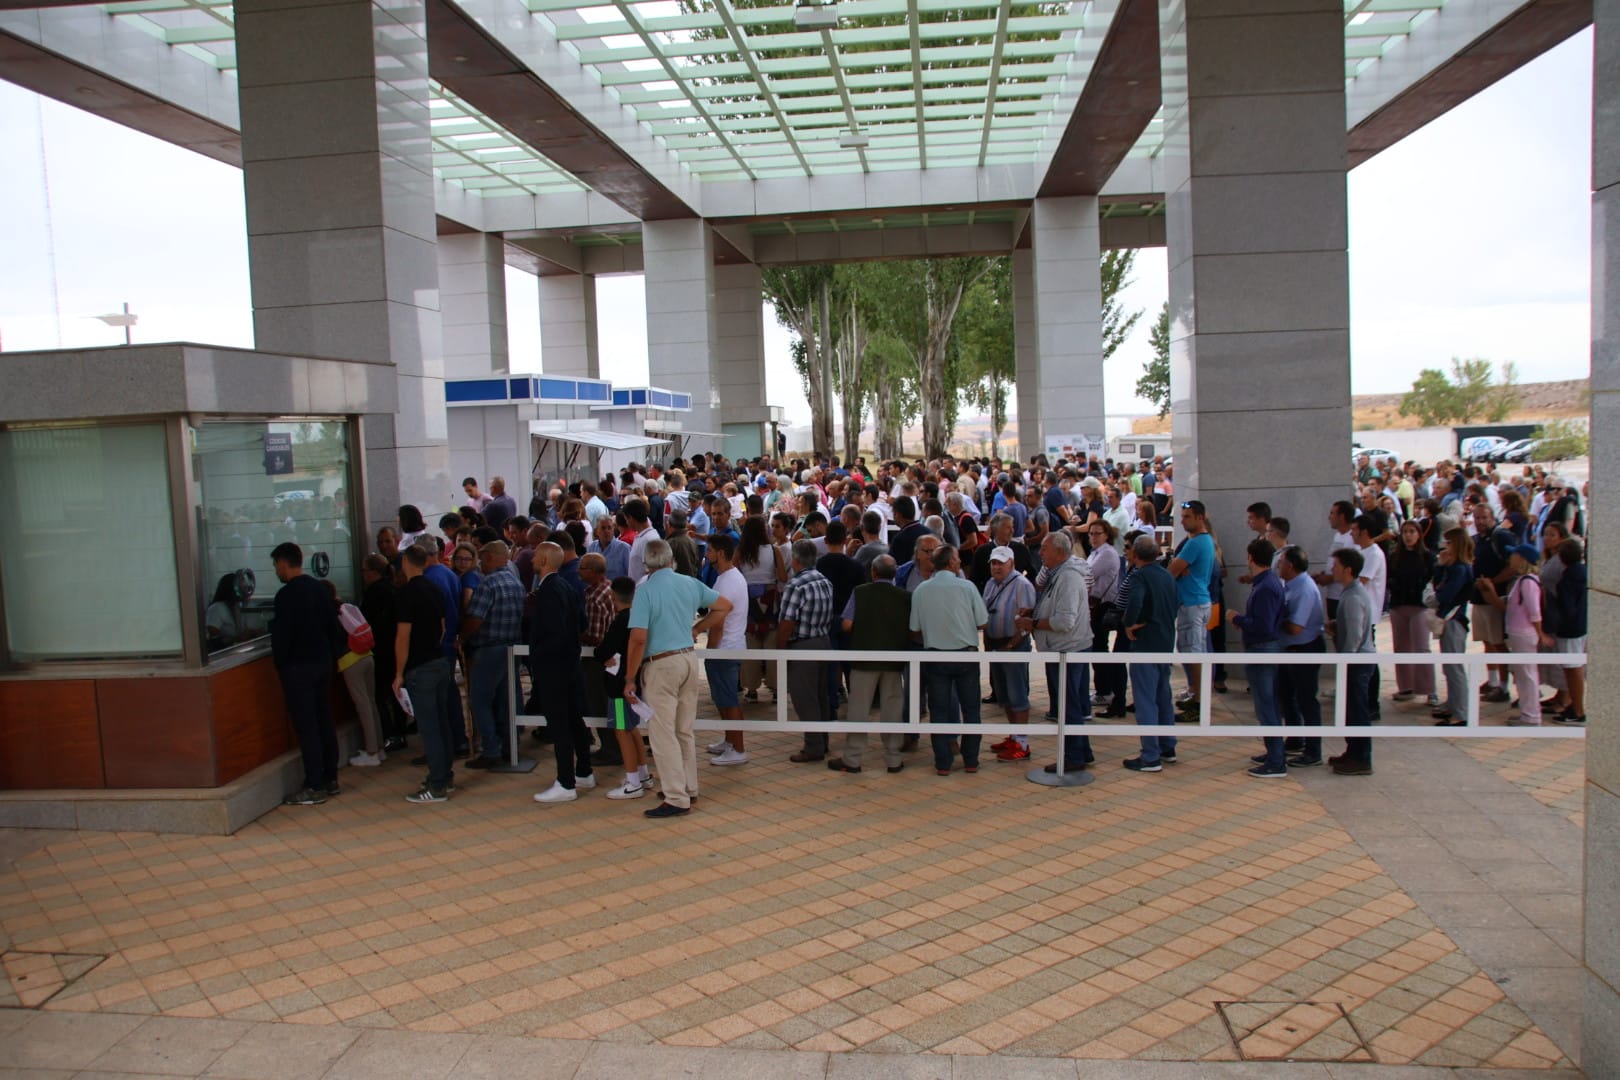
left=793, top=2, right=839, bottom=29
left=838, top=128, right=870, bottom=149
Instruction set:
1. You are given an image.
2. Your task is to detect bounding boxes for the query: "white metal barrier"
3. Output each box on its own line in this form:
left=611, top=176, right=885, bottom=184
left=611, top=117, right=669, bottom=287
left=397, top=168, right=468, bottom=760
left=499, top=645, right=1586, bottom=784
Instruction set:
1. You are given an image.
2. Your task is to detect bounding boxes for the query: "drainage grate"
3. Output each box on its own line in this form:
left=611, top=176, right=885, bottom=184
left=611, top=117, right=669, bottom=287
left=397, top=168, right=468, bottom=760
left=1217, top=1000, right=1377, bottom=1063
left=1, top=950, right=107, bottom=1009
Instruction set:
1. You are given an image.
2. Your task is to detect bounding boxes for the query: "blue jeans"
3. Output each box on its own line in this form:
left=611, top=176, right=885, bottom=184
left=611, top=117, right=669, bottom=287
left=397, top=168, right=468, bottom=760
left=439, top=649, right=468, bottom=756
left=467, top=645, right=511, bottom=761
left=1344, top=662, right=1375, bottom=764
left=989, top=640, right=1031, bottom=712
left=405, top=656, right=454, bottom=790
left=1044, top=660, right=1093, bottom=767
left=925, top=654, right=981, bottom=770
left=1130, top=661, right=1176, bottom=764
left=1248, top=640, right=1284, bottom=768
left=1281, top=639, right=1324, bottom=760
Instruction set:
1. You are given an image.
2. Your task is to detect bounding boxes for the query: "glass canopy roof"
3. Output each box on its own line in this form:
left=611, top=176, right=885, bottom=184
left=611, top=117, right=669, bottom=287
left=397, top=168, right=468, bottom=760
left=98, top=0, right=1450, bottom=190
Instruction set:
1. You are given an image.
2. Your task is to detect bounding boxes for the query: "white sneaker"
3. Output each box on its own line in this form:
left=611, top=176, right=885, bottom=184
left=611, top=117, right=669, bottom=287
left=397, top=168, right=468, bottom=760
left=349, top=751, right=382, bottom=767
left=574, top=774, right=598, bottom=790
left=532, top=782, right=578, bottom=804
left=706, top=740, right=732, bottom=756
left=606, top=782, right=647, bottom=800
left=710, top=747, right=749, bottom=766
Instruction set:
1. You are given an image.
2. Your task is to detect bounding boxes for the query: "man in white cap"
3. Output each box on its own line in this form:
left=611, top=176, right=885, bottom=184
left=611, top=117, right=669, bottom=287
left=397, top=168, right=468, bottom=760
left=982, top=545, right=1037, bottom=762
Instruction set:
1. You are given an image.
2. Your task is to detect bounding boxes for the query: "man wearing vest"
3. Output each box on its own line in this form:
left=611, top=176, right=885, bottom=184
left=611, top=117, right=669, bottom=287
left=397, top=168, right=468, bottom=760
left=827, top=555, right=913, bottom=774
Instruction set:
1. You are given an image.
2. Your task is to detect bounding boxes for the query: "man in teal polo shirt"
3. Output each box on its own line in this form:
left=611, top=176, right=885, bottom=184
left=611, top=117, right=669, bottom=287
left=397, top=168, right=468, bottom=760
left=623, top=539, right=733, bottom=818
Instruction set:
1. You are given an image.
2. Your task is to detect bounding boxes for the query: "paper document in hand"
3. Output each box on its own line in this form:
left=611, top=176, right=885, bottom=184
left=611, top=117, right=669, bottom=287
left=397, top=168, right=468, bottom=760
left=631, top=699, right=655, bottom=726
left=395, top=687, right=415, bottom=717
left=604, top=654, right=621, bottom=675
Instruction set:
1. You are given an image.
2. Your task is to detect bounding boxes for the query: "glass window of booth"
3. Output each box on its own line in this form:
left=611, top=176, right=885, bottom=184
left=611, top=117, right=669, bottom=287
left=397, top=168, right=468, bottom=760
left=193, top=420, right=356, bottom=655
left=0, top=422, right=183, bottom=662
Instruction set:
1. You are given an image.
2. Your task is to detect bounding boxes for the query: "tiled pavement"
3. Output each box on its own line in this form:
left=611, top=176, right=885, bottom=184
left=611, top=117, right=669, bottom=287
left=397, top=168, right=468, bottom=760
left=0, top=715, right=1583, bottom=1075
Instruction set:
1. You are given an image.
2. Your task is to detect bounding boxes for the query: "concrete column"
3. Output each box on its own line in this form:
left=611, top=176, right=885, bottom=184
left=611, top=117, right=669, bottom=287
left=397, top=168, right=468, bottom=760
left=643, top=220, right=719, bottom=435
left=1585, top=3, right=1620, bottom=1071
left=1158, top=0, right=1349, bottom=571
left=1012, top=247, right=1039, bottom=464
left=538, top=273, right=598, bottom=379
left=715, top=262, right=769, bottom=461
left=438, top=233, right=508, bottom=379
left=1029, top=197, right=1105, bottom=454
left=236, top=0, right=447, bottom=528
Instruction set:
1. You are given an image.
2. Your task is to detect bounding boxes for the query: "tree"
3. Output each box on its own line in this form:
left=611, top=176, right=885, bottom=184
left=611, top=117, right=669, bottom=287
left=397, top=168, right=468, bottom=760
left=1398, top=357, right=1523, bottom=426
left=957, top=258, right=1014, bottom=451
left=1136, top=302, right=1170, bottom=418
left=762, top=265, right=836, bottom=454
left=1100, top=249, right=1141, bottom=364
left=1534, top=418, right=1589, bottom=463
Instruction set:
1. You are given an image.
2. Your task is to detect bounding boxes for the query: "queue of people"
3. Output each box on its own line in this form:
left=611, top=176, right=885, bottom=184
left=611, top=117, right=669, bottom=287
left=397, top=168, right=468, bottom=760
left=267, top=451, right=1588, bottom=812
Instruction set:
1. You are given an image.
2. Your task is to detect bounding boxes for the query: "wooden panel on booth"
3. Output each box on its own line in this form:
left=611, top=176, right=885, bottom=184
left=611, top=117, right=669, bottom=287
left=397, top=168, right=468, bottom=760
left=210, top=657, right=291, bottom=785
left=0, top=680, right=103, bottom=789
left=97, top=676, right=215, bottom=788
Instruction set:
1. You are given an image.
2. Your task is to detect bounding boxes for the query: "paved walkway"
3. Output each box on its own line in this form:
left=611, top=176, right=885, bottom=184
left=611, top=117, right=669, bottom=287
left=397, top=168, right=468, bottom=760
left=0, top=714, right=1586, bottom=1075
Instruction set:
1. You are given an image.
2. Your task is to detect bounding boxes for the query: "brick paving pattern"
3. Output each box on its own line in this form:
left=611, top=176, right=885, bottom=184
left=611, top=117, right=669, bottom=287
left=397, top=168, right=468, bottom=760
left=0, top=719, right=1574, bottom=1070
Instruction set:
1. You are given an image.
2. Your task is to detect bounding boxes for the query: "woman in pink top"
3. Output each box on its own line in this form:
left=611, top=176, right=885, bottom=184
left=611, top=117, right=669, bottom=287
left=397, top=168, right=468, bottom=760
left=1482, top=543, right=1550, bottom=725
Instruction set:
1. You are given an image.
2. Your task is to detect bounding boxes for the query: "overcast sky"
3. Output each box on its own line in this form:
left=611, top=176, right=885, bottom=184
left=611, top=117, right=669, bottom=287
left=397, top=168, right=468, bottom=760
left=0, top=29, right=1593, bottom=433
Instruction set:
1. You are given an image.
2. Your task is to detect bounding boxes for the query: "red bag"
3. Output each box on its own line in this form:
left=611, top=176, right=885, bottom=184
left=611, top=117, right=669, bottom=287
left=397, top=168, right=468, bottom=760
left=339, top=602, right=374, bottom=655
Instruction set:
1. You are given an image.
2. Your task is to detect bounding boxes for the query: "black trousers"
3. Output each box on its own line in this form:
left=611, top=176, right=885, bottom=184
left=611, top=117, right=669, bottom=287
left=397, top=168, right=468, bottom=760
left=536, top=663, right=593, bottom=788
left=280, top=661, right=338, bottom=791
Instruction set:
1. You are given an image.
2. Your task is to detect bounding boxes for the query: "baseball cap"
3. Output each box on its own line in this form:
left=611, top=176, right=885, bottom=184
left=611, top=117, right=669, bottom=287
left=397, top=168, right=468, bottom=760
left=989, top=546, right=1015, bottom=564
left=1508, top=543, right=1541, bottom=563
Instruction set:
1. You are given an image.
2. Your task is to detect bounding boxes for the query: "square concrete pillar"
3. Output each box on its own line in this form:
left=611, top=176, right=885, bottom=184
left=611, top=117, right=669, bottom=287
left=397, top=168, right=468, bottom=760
left=1029, top=198, right=1105, bottom=453
left=236, top=0, right=447, bottom=528
left=438, top=233, right=508, bottom=379
left=643, top=220, right=720, bottom=435
left=1012, top=248, right=1040, bottom=463
left=538, top=272, right=598, bottom=379
left=1158, top=0, right=1350, bottom=571
left=1586, top=2, right=1620, bottom=1072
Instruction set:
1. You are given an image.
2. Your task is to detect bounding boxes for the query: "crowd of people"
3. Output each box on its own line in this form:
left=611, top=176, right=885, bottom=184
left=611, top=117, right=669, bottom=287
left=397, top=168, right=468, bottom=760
left=266, top=448, right=1589, bottom=813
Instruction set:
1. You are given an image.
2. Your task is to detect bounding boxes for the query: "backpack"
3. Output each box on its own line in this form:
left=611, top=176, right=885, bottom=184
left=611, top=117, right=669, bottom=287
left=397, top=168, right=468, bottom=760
left=338, top=602, right=374, bottom=656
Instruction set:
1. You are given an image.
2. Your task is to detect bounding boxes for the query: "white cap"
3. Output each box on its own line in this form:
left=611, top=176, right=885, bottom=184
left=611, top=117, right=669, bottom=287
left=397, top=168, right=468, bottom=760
left=989, top=545, right=1015, bottom=563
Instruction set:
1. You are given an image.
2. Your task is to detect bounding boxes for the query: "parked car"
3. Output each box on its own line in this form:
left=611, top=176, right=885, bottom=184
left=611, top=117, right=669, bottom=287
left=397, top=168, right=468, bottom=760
left=1352, top=447, right=1396, bottom=465
left=1503, top=439, right=1542, bottom=464
left=1460, top=435, right=1509, bottom=461
left=1487, top=438, right=1533, bottom=464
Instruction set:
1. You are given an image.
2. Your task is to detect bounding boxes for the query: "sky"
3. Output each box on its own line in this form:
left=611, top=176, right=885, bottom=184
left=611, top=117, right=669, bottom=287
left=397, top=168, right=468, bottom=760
left=0, top=28, right=1594, bottom=435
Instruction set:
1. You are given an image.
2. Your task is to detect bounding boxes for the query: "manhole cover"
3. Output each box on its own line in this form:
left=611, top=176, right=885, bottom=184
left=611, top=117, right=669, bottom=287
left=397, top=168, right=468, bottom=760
left=1, top=950, right=106, bottom=1008
left=1217, top=1000, right=1376, bottom=1063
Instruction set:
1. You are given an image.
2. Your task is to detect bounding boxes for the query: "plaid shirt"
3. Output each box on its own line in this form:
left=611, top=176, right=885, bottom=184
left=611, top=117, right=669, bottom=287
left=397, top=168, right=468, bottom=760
left=779, top=567, right=835, bottom=640
left=464, top=564, right=524, bottom=647
left=583, top=580, right=615, bottom=646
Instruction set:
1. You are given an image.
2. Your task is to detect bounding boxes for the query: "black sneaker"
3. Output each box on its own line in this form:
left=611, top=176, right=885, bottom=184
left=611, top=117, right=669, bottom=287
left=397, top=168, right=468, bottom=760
left=1287, top=754, right=1323, bottom=768
left=644, top=801, right=691, bottom=818
left=324, top=781, right=341, bottom=797
left=1122, top=757, right=1162, bottom=773
left=383, top=737, right=408, bottom=752
left=1552, top=713, right=1587, bottom=725
left=283, top=787, right=327, bottom=806
left=1251, top=754, right=1269, bottom=765
left=1159, top=751, right=1178, bottom=764
left=404, top=786, right=450, bottom=804
left=1331, top=758, right=1373, bottom=776
left=1247, top=763, right=1287, bottom=779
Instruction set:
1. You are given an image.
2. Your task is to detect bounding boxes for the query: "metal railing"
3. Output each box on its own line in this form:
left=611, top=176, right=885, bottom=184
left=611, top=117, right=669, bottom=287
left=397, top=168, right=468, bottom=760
left=498, top=645, right=1585, bottom=781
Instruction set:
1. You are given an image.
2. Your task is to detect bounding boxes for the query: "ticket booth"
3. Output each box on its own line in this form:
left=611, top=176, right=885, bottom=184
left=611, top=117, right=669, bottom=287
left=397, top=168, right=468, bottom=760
left=0, top=343, right=391, bottom=802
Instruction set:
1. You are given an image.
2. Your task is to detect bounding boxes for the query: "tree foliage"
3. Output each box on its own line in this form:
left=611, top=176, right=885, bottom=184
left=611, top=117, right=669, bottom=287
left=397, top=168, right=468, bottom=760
left=1136, top=302, right=1170, bottom=419
left=1398, top=358, right=1522, bottom=426
left=1534, top=418, right=1589, bottom=464
left=1100, top=250, right=1141, bottom=364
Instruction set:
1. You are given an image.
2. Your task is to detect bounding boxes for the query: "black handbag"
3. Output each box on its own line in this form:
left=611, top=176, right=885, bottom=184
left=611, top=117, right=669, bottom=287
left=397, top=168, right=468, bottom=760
left=1098, top=603, right=1126, bottom=632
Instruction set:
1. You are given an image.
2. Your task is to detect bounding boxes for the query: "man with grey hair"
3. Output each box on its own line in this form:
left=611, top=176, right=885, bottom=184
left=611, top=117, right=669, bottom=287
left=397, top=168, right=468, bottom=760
left=829, top=554, right=912, bottom=774
left=779, top=538, right=836, bottom=762
left=621, top=539, right=734, bottom=818
left=852, top=509, right=889, bottom=578
left=911, top=544, right=988, bottom=774
left=1017, top=530, right=1095, bottom=773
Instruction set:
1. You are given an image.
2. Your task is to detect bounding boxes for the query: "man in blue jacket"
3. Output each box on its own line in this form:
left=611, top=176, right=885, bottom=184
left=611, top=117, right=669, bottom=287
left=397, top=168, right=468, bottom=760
left=1231, top=539, right=1286, bottom=778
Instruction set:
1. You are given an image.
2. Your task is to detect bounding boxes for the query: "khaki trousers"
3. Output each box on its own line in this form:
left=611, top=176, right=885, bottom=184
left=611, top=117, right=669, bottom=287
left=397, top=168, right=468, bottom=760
left=641, top=651, right=701, bottom=808
left=842, top=667, right=905, bottom=769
